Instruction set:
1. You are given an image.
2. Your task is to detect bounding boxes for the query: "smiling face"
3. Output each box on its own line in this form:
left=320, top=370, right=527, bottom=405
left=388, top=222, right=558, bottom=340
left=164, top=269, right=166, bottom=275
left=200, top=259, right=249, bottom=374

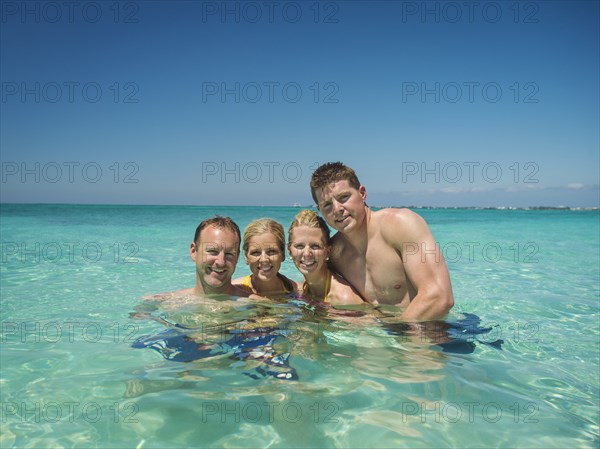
left=190, top=225, right=240, bottom=293
left=244, top=232, right=284, bottom=282
left=315, top=180, right=367, bottom=234
left=288, top=225, right=330, bottom=278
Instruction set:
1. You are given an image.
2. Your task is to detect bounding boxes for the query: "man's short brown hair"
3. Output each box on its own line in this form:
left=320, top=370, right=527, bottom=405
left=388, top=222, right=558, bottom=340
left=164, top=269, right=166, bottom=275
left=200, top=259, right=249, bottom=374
left=194, top=215, right=241, bottom=249
left=310, top=162, right=361, bottom=204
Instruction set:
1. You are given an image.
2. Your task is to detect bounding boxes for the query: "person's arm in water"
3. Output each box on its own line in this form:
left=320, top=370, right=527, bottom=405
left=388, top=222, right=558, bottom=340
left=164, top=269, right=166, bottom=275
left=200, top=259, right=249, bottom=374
left=383, top=209, right=454, bottom=321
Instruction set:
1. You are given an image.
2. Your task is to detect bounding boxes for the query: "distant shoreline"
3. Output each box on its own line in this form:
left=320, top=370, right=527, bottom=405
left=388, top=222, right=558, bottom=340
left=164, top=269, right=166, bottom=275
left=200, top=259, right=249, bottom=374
left=1, top=203, right=598, bottom=211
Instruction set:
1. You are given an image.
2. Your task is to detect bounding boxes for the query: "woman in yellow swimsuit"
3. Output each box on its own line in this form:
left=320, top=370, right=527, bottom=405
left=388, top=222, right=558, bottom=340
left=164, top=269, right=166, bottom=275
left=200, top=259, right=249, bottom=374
left=288, top=210, right=364, bottom=306
left=233, top=218, right=298, bottom=299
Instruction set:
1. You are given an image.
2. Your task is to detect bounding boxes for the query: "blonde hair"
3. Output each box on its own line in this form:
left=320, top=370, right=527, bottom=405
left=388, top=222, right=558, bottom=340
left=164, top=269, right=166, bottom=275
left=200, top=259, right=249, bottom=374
left=288, top=209, right=330, bottom=243
left=242, top=218, right=286, bottom=254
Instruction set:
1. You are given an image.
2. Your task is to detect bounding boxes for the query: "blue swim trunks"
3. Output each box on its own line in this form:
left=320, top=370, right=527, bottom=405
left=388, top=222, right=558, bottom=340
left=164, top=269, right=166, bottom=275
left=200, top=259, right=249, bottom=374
left=132, top=326, right=298, bottom=381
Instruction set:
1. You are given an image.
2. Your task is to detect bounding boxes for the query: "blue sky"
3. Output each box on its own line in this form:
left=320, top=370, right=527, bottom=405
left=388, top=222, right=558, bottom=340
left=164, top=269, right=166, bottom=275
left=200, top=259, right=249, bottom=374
left=1, top=0, right=598, bottom=207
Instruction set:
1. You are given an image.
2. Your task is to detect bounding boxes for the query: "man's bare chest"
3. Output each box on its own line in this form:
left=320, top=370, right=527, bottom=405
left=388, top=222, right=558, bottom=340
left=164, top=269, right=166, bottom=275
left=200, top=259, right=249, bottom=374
left=333, top=241, right=410, bottom=304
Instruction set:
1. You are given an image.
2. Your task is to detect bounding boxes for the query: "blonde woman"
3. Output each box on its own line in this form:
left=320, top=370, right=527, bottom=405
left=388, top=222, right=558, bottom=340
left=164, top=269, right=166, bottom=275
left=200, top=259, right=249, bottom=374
left=288, top=210, right=364, bottom=306
left=233, top=218, right=297, bottom=298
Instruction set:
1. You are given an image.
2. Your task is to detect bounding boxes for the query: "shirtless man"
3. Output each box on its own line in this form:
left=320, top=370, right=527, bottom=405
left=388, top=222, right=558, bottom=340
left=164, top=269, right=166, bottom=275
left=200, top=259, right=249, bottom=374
left=310, top=162, right=454, bottom=321
left=143, top=216, right=251, bottom=302
left=181, top=215, right=250, bottom=298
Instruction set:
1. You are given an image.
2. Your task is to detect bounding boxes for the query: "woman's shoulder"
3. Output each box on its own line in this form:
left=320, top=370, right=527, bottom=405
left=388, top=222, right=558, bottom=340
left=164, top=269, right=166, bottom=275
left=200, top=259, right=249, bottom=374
left=232, top=275, right=253, bottom=292
left=279, top=273, right=301, bottom=294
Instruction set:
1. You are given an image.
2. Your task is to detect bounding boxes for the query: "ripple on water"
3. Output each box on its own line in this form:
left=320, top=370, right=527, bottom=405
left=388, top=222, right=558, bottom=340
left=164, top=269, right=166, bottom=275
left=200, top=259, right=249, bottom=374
left=2, top=206, right=599, bottom=448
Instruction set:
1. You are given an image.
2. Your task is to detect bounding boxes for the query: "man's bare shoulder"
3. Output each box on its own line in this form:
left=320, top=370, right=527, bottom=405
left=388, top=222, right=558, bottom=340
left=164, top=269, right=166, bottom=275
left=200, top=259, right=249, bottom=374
left=374, top=208, right=429, bottom=242
left=372, top=207, right=420, bottom=223
left=142, top=288, right=195, bottom=301
left=231, top=285, right=253, bottom=298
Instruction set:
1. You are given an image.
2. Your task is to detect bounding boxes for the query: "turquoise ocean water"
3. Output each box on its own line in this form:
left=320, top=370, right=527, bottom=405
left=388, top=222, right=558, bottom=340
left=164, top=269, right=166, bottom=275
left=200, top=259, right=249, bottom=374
left=1, top=204, right=598, bottom=448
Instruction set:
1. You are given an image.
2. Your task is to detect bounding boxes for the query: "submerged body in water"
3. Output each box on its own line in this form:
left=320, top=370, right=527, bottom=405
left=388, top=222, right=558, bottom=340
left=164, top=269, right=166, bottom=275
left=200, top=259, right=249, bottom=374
left=132, top=291, right=503, bottom=381
left=3, top=205, right=597, bottom=448
left=133, top=325, right=298, bottom=380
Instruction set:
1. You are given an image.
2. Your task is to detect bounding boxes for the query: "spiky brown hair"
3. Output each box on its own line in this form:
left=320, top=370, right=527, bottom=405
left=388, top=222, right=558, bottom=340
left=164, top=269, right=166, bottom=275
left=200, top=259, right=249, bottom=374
left=310, top=162, right=361, bottom=205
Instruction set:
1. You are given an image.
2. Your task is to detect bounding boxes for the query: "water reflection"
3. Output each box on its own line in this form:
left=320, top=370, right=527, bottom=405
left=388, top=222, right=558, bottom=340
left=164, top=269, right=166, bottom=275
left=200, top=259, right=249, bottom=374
left=130, top=294, right=502, bottom=391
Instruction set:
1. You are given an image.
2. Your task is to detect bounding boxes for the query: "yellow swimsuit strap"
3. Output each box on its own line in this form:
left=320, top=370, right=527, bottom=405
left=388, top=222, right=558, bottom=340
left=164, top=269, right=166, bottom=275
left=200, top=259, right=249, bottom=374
left=323, top=270, right=331, bottom=302
left=237, top=275, right=253, bottom=293
left=242, top=275, right=252, bottom=288
left=245, top=274, right=292, bottom=295
left=304, top=270, right=331, bottom=302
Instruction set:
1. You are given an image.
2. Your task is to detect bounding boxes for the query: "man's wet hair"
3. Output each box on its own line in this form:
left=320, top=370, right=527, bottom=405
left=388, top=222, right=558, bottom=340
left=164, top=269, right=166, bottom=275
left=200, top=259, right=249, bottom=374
left=310, top=162, right=361, bottom=205
left=194, top=216, right=241, bottom=249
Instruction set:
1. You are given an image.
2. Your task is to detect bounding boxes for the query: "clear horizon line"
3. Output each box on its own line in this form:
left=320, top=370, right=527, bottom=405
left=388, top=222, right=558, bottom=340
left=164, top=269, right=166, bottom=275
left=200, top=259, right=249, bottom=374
left=1, top=201, right=598, bottom=210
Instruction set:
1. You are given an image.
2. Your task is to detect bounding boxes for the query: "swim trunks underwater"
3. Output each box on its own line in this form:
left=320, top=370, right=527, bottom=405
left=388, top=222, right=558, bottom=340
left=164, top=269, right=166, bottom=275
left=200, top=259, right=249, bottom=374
left=132, top=326, right=298, bottom=381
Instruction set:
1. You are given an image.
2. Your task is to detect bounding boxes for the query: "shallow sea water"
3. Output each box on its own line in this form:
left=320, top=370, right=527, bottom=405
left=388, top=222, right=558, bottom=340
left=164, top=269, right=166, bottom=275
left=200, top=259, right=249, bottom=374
left=1, top=204, right=598, bottom=448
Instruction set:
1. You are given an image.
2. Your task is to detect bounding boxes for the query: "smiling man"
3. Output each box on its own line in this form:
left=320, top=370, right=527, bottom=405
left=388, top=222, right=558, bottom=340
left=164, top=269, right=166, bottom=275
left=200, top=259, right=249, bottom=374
left=146, top=216, right=251, bottom=300
left=310, top=162, right=454, bottom=321
left=135, top=216, right=250, bottom=319
left=185, top=216, right=251, bottom=298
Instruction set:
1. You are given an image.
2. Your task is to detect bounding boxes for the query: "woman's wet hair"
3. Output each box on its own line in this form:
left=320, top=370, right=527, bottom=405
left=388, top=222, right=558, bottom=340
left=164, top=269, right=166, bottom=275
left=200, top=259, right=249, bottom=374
left=288, top=209, right=331, bottom=243
left=242, top=218, right=286, bottom=255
